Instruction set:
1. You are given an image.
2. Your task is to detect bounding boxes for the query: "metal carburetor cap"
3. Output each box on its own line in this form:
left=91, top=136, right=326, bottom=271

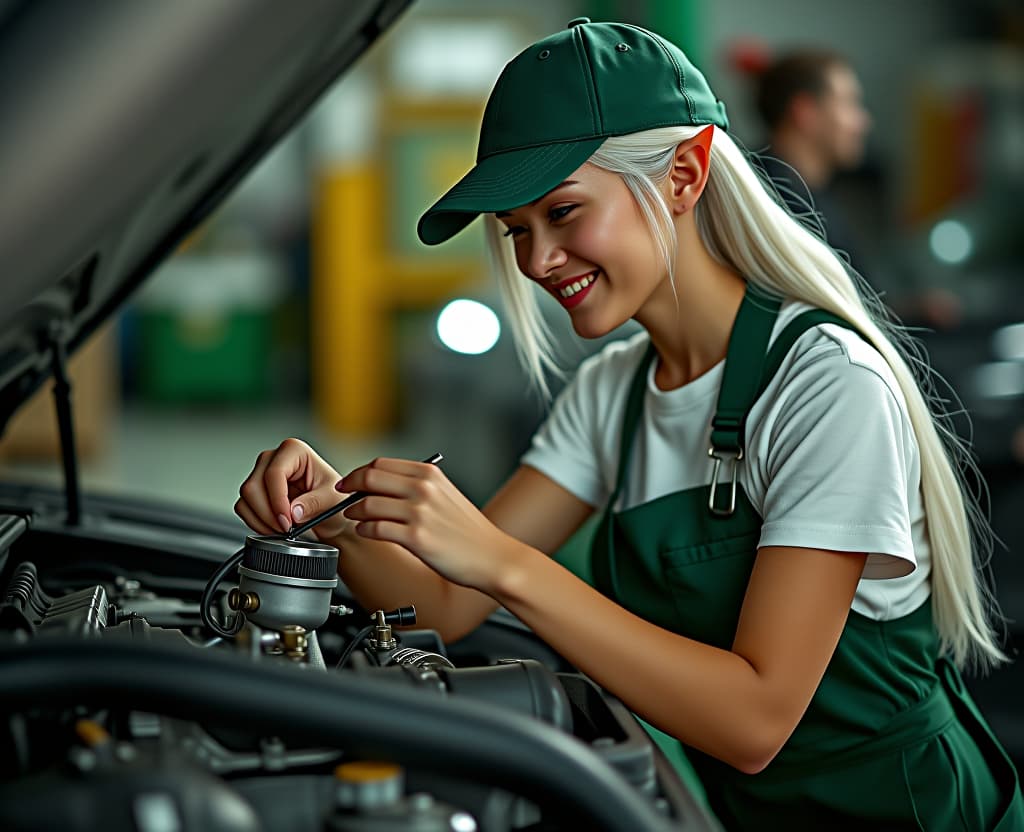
left=236, top=534, right=339, bottom=631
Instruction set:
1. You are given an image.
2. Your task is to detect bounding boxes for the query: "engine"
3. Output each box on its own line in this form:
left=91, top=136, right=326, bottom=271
left=0, top=524, right=710, bottom=832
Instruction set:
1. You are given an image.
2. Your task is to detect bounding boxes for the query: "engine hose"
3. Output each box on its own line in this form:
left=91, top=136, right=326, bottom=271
left=199, top=547, right=245, bottom=638
left=0, top=638, right=675, bottom=832
left=335, top=623, right=375, bottom=669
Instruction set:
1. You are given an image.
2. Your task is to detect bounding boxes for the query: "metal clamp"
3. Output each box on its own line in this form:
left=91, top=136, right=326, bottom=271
left=708, top=446, right=742, bottom=516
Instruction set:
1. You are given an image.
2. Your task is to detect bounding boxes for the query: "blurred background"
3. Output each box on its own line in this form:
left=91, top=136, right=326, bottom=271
left=0, top=0, right=1021, bottom=745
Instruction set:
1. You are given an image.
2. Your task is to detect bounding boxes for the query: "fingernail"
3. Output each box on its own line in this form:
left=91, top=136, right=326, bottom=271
left=278, top=514, right=291, bottom=532
left=292, top=505, right=304, bottom=522
left=334, top=478, right=345, bottom=492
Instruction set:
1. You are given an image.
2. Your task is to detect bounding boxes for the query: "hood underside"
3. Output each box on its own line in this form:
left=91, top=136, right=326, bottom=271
left=0, top=0, right=411, bottom=433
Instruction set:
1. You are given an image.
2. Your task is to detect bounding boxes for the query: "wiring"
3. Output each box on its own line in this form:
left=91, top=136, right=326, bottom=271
left=199, top=547, right=246, bottom=638
left=335, top=624, right=375, bottom=669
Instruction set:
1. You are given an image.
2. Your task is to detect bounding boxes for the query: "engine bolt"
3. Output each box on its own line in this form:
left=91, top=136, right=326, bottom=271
left=227, top=588, right=260, bottom=612
left=280, top=624, right=309, bottom=662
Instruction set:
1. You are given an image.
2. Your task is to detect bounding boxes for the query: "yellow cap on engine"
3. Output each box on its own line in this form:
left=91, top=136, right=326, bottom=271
left=334, top=761, right=402, bottom=782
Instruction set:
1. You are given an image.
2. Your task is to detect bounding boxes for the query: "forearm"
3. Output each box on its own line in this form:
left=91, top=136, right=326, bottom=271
left=491, top=540, right=787, bottom=773
left=327, top=521, right=497, bottom=640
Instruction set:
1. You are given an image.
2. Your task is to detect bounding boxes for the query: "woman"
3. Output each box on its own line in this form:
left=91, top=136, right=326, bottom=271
left=236, top=19, right=1022, bottom=829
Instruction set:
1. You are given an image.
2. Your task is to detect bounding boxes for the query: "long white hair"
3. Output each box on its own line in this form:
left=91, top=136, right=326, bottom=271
left=484, top=124, right=1005, bottom=672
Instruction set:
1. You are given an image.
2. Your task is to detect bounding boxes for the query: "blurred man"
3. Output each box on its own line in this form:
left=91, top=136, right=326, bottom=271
left=752, top=48, right=961, bottom=326
left=753, top=49, right=872, bottom=272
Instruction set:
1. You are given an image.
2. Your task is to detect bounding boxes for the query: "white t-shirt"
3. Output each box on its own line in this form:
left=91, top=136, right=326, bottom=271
left=522, top=301, right=932, bottom=621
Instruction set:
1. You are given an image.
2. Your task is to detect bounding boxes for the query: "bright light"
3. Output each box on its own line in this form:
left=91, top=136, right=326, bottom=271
left=450, top=812, right=478, bottom=832
left=992, top=323, right=1024, bottom=361
left=971, top=361, right=1024, bottom=400
left=929, top=220, right=973, bottom=265
left=436, top=299, right=501, bottom=355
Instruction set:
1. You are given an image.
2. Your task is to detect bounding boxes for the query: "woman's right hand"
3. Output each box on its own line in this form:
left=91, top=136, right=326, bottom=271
left=235, top=438, right=345, bottom=540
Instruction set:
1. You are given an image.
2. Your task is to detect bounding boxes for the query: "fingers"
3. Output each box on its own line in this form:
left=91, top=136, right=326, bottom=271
left=342, top=494, right=415, bottom=525
left=234, top=496, right=279, bottom=536
left=337, top=457, right=443, bottom=497
left=337, top=460, right=450, bottom=551
left=263, top=438, right=313, bottom=526
left=350, top=518, right=416, bottom=548
left=237, top=448, right=280, bottom=531
left=235, top=438, right=340, bottom=535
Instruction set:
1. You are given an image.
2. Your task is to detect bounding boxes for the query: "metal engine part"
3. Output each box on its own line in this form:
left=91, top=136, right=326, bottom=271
left=234, top=535, right=339, bottom=631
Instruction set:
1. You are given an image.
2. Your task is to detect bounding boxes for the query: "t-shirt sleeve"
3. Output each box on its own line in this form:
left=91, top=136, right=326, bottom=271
left=754, top=337, right=918, bottom=579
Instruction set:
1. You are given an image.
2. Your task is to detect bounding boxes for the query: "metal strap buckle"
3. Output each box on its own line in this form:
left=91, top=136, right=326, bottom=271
left=708, top=446, right=743, bottom=517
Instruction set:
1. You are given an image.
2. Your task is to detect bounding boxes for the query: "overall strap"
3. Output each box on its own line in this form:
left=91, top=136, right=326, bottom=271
left=708, top=304, right=861, bottom=516
left=608, top=296, right=857, bottom=513
left=707, top=287, right=782, bottom=515
left=609, top=343, right=658, bottom=504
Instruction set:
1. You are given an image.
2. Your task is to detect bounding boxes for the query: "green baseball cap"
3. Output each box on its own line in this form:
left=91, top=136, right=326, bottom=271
left=417, top=18, right=729, bottom=246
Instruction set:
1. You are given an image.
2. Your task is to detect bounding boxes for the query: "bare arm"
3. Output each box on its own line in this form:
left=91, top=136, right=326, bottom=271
left=279, top=452, right=867, bottom=772
left=235, top=441, right=593, bottom=641
left=330, top=464, right=593, bottom=640
left=339, top=456, right=868, bottom=771
left=490, top=541, right=867, bottom=772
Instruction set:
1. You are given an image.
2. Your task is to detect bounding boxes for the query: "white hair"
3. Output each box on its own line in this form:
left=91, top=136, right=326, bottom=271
left=484, top=124, right=1005, bottom=672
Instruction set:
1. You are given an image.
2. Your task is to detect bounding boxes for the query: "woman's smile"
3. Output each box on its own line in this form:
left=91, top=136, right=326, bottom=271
left=551, top=269, right=600, bottom=309
left=496, top=163, right=678, bottom=338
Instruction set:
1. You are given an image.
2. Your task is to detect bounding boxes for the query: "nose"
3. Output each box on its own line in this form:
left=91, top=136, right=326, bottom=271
left=523, top=229, right=568, bottom=281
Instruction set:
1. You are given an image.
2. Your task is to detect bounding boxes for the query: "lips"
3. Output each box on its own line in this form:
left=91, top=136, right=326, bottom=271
left=552, top=270, right=599, bottom=310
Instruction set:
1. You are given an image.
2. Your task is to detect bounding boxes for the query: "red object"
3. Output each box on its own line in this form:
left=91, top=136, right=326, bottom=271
left=726, top=38, right=772, bottom=76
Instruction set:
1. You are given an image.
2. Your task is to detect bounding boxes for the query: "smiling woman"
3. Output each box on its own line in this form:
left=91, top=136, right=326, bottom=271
left=238, top=18, right=1024, bottom=830
left=494, top=165, right=686, bottom=335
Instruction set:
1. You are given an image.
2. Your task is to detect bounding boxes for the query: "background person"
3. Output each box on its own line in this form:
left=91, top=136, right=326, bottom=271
left=746, top=45, right=962, bottom=328
left=750, top=48, right=872, bottom=274
left=236, top=19, right=1021, bottom=829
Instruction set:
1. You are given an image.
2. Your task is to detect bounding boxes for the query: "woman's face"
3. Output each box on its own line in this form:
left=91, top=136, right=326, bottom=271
left=495, top=162, right=669, bottom=339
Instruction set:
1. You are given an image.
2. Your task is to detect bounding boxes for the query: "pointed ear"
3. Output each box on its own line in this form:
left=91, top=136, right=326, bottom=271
left=666, top=126, right=715, bottom=216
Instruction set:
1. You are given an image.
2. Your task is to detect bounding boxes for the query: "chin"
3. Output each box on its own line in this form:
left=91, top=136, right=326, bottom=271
left=570, top=316, right=619, bottom=340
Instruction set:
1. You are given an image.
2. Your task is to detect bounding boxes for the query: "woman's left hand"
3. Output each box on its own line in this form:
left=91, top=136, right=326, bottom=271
left=336, top=457, right=516, bottom=592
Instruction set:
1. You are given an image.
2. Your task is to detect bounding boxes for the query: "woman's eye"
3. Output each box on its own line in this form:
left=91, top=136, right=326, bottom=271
left=501, top=205, right=575, bottom=237
left=549, top=204, right=577, bottom=222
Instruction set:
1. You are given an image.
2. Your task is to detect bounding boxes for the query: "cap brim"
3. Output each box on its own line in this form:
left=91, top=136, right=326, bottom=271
left=416, top=138, right=605, bottom=246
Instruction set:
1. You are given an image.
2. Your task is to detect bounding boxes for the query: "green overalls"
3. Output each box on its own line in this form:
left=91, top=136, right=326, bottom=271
left=591, top=288, right=1024, bottom=830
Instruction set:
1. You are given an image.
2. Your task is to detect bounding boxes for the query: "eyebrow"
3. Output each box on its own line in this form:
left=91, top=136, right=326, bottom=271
left=495, top=181, right=579, bottom=217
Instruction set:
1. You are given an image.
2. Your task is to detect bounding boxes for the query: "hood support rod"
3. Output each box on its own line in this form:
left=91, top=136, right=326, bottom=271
left=48, top=327, right=81, bottom=526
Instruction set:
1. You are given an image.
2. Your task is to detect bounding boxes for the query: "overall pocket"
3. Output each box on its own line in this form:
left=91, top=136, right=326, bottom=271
left=660, top=531, right=759, bottom=649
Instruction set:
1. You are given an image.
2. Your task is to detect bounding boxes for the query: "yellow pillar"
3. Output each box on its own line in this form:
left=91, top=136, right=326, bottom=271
left=310, top=79, right=484, bottom=436
left=311, top=165, right=392, bottom=434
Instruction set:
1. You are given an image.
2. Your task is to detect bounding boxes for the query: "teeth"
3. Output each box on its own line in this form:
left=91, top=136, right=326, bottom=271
left=559, top=272, right=596, bottom=299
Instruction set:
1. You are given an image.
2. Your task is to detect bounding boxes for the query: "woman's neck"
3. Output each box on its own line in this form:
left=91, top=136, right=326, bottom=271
left=637, top=224, right=747, bottom=391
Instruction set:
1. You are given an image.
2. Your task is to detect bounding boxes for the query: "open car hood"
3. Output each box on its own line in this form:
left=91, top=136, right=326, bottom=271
left=0, top=0, right=410, bottom=434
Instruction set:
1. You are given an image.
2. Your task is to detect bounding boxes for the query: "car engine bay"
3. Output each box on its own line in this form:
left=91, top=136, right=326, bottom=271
left=0, top=488, right=717, bottom=832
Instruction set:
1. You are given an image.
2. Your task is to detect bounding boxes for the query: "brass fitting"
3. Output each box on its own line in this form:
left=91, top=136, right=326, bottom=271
left=280, top=625, right=308, bottom=661
left=368, top=609, right=396, bottom=651
left=227, top=588, right=260, bottom=613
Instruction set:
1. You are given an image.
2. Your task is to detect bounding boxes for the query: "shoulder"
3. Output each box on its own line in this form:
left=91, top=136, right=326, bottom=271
left=768, top=301, right=906, bottom=412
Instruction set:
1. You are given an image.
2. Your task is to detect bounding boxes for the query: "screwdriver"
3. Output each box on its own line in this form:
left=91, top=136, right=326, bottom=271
left=285, top=452, right=444, bottom=539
